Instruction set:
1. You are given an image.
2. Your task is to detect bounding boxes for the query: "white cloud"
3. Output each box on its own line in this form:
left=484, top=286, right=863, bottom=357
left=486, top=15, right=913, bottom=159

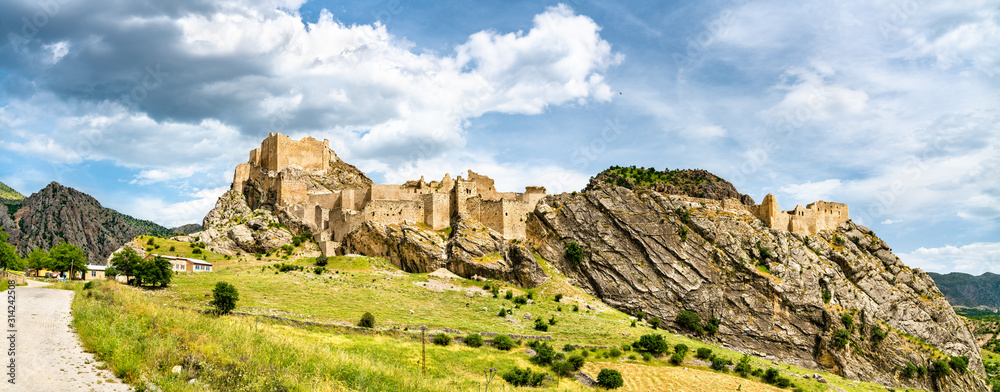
left=125, top=186, right=229, bottom=228
left=779, top=179, right=842, bottom=204
left=880, top=219, right=902, bottom=225
left=899, top=242, right=1000, bottom=275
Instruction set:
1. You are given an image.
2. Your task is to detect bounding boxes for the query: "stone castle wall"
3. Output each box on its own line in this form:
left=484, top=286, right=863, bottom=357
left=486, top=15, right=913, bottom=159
left=233, top=134, right=547, bottom=253
left=673, top=193, right=848, bottom=236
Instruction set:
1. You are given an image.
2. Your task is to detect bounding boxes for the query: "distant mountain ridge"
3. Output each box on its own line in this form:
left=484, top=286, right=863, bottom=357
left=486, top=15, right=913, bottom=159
left=170, top=223, right=203, bottom=235
left=3, top=182, right=171, bottom=265
left=0, top=181, right=25, bottom=201
left=928, top=272, right=1000, bottom=309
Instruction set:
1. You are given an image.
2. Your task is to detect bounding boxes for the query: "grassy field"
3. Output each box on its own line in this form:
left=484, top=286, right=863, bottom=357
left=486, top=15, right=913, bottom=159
left=135, top=235, right=232, bottom=264
left=59, top=249, right=911, bottom=392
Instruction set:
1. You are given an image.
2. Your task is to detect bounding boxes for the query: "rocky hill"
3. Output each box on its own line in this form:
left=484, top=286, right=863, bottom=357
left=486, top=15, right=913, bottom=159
left=169, top=223, right=203, bottom=235
left=10, top=182, right=171, bottom=264
left=929, top=272, right=1000, bottom=310
left=521, top=173, right=986, bottom=391
left=0, top=181, right=25, bottom=201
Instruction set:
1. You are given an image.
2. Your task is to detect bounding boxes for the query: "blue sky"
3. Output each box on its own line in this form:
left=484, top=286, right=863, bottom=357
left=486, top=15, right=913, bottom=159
left=0, top=0, right=997, bottom=273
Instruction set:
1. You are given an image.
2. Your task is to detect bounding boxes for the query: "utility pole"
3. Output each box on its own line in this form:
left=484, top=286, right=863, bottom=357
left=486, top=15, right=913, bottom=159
left=420, top=325, right=428, bottom=378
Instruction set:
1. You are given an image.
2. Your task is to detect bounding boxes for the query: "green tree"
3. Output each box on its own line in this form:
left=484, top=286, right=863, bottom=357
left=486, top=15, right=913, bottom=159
left=136, top=256, right=173, bottom=287
left=110, top=247, right=142, bottom=285
left=210, top=281, right=239, bottom=314
left=596, top=369, right=624, bottom=389
left=676, top=310, right=703, bottom=333
left=0, top=241, right=18, bottom=273
left=565, top=241, right=584, bottom=266
left=359, top=312, right=376, bottom=328
left=25, top=248, right=51, bottom=276
left=50, top=243, right=88, bottom=279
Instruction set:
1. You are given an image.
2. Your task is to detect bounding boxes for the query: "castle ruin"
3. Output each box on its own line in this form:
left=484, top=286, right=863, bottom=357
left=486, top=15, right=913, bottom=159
left=673, top=193, right=849, bottom=235
left=232, top=133, right=546, bottom=255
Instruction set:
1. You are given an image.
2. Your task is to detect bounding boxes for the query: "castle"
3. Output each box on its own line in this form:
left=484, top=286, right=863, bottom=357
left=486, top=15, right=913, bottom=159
left=674, top=193, right=849, bottom=236
left=232, top=133, right=546, bottom=255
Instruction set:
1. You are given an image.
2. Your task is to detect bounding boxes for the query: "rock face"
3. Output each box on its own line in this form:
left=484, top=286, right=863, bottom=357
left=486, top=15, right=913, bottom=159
left=525, top=183, right=987, bottom=391
left=169, top=224, right=203, bottom=235
left=337, top=214, right=548, bottom=288
left=10, top=182, right=171, bottom=264
left=194, top=189, right=293, bottom=255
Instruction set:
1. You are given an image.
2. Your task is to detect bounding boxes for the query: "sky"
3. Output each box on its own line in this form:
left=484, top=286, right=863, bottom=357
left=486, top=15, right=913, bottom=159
left=0, top=0, right=997, bottom=274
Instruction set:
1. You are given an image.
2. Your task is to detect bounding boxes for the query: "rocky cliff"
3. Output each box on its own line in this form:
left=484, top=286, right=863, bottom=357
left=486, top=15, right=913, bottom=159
left=11, top=182, right=171, bottom=264
left=523, top=174, right=986, bottom=391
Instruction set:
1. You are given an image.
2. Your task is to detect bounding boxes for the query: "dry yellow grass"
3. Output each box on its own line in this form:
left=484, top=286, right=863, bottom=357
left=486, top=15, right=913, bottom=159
left=581, top=362, right=786, bottom=392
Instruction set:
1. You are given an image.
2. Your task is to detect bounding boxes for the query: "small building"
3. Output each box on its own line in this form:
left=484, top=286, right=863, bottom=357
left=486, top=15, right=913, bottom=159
left=148, top=254, right=213, bottom=273
left=84, top=265, right=107, bottom=280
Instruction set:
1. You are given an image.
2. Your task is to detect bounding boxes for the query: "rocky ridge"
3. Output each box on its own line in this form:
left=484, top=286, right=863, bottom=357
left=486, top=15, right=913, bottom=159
left=10, top=182, right=171, bottom=264
left=523, top=178, right=986, bottom=391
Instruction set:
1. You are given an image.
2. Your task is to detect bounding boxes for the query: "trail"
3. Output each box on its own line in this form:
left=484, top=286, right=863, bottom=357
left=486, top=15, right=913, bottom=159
left=2, top=280, right=131, bottom=392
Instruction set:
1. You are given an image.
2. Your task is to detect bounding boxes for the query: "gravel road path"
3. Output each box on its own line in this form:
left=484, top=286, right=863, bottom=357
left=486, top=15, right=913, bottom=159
left=2, top=280, right=131, bottom=392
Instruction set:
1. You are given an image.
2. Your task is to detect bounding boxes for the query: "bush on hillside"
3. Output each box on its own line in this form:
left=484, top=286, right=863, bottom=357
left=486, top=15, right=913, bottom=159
left=635, top=334, right=669, bottom=355
left=465, top=334, right=483, bottom=348
left=534, top=318, right=549, bottom=331
left=492, top=334, right=515, bottom=351
left=315, top=255, right=328, bottom=267
left=358, top=312, right=375, bottom=328
left=531, top=342, right=555, bottom=365
left=565, top=241, right=584, bottom=266
left=210, top=282, right=239, bottom=315
left=567, top=354, right=585, bottom=371
left=596, top=369, right=624, bottom=389
left=695, top=347, right=713, bottom=360
left=501, top=367, right=545, bottom=387
left=432, top=333, right=451, bottom=346
left=676, top=310, right=702, bottom=333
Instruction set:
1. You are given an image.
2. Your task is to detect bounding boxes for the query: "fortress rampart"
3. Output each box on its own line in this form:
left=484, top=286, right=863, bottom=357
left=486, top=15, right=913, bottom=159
left=673, top=193, right=849, bottom=235
left=234, top=133, right=546, bottom=255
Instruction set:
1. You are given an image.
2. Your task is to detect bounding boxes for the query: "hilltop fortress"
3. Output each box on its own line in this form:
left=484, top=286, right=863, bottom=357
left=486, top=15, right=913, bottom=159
left=227, top=133, right=847, bottom=256
left=232, top=133, right=546, bottom=255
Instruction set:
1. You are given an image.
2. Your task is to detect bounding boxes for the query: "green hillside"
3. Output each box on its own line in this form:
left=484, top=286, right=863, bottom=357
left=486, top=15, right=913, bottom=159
left=0, top=181, right=25, bottom=200
left=64, top=250, right=910, bottom=392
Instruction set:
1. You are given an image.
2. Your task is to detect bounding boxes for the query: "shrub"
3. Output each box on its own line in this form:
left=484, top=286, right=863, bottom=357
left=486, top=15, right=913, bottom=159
left=902, top=363, right=917, bottom=378
left=146, top=238, right=155, bottom=245
left=358, top=312, right=375, bottom=328
left=621, top=343, right=631, bottom=352
left=531, top=342, right=556, bottom=365
left=497, top=308, right=507, bottom=317
left=572, top=305, right=579, bottom=312
left=833, top=329, right=850, bottom=348
left=513, top=295, right=528, bottom=305
left=210, top=282, right=239, bottom=315
left=649, top=316, right=661, bottom=329
left=192, top=248, right=202, bottom=254
left=315, top=255, right=328, bottom=266
left=635, top=334, right=669, bottom=355
left=501, top=367, right=545, bottom=387
left=534, top=318, right=549, bottom=331
left=673, top=343, right=689, bottom=357
left=552, top=361, right=574, bottom=378
left=432, top=333, right=451, bottom=346
left=841, top=313, right=854, bottom=331
left=696, top=347, right=713, bottom=360
left=548, top=316, right=557, bottom=326
left=608, top=348, right=622, bottom=358
left=734, top=355, right=752, bottom=377
left=762, top=368, right=780, bottom=384
left=871, top=325, right=887, bottom=344
left=950, top=355, right=969, bottom=374
left=281, top=244, right=294, bottom=254
left=581, top=350, right=589, bottom=357
left=669, top=353, right=684, bottom=365
left=568, top=354, right=585, bottom=370
left=641, top=352, right=652, bottom=361
left=505, top=290, right=513, bottom=300
left=566, top=241, right=585, bottom=266
left=491, top=286, right=499, bottom=298
left=313, top=267, right=325, bottom=274
left=292, top=238, right=301, bottom=247
left=465, top=333, right=483, bottom=347
left=822, top=288, right=832, bottom=303
left=705, top=317, right=720, bottom=335
left=83, top=281, right=93, bottom=290
left=492, top=334, right=515, bottom=351
left=554, top=293, right=563, bottom=302
left=596, top=369, right=624, bottom=389
left=917, top=365, right=928, bottom=377
left=563, top=344, right=576, bottom=352
left=169, top=246, right=175, bottom=252
left=711, top=356, right=732, bottom=372
left=676, top=310, right=702, bottom=333
left=834, top=236, right=845, bottom=246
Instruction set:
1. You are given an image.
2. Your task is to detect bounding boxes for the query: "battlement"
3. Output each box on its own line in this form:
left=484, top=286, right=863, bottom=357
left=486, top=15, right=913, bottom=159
left=248, top=132, right=334, bottom=173
left=751, top=194, right=848, bottom=235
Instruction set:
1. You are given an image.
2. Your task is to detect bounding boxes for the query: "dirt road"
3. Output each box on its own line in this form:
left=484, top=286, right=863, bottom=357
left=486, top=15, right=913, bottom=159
left=2, top=280, right=131, bottom=391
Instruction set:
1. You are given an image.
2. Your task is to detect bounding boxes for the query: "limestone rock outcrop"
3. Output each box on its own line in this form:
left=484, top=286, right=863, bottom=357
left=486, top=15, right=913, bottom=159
left=525, top=182, right=987, bottom=391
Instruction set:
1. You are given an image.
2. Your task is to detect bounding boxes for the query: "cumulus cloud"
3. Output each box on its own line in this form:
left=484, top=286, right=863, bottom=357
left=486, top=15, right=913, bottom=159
left=899, top=242, right=1000, bottom=275
left=125, top=186, right=229, bottom=228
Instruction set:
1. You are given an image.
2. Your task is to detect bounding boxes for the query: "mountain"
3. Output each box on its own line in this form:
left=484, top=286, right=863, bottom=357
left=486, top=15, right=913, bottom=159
left=0, top=181, right=25, bottom=201
left=521, top=169, right=986, bottom=391
left=169, top=223, right=203, bottom=235
left=928, top=272, right=1000, bottom=309
left=197, top=135, right=987, bottom=391
left=11, top=182, right=171, bottom=265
